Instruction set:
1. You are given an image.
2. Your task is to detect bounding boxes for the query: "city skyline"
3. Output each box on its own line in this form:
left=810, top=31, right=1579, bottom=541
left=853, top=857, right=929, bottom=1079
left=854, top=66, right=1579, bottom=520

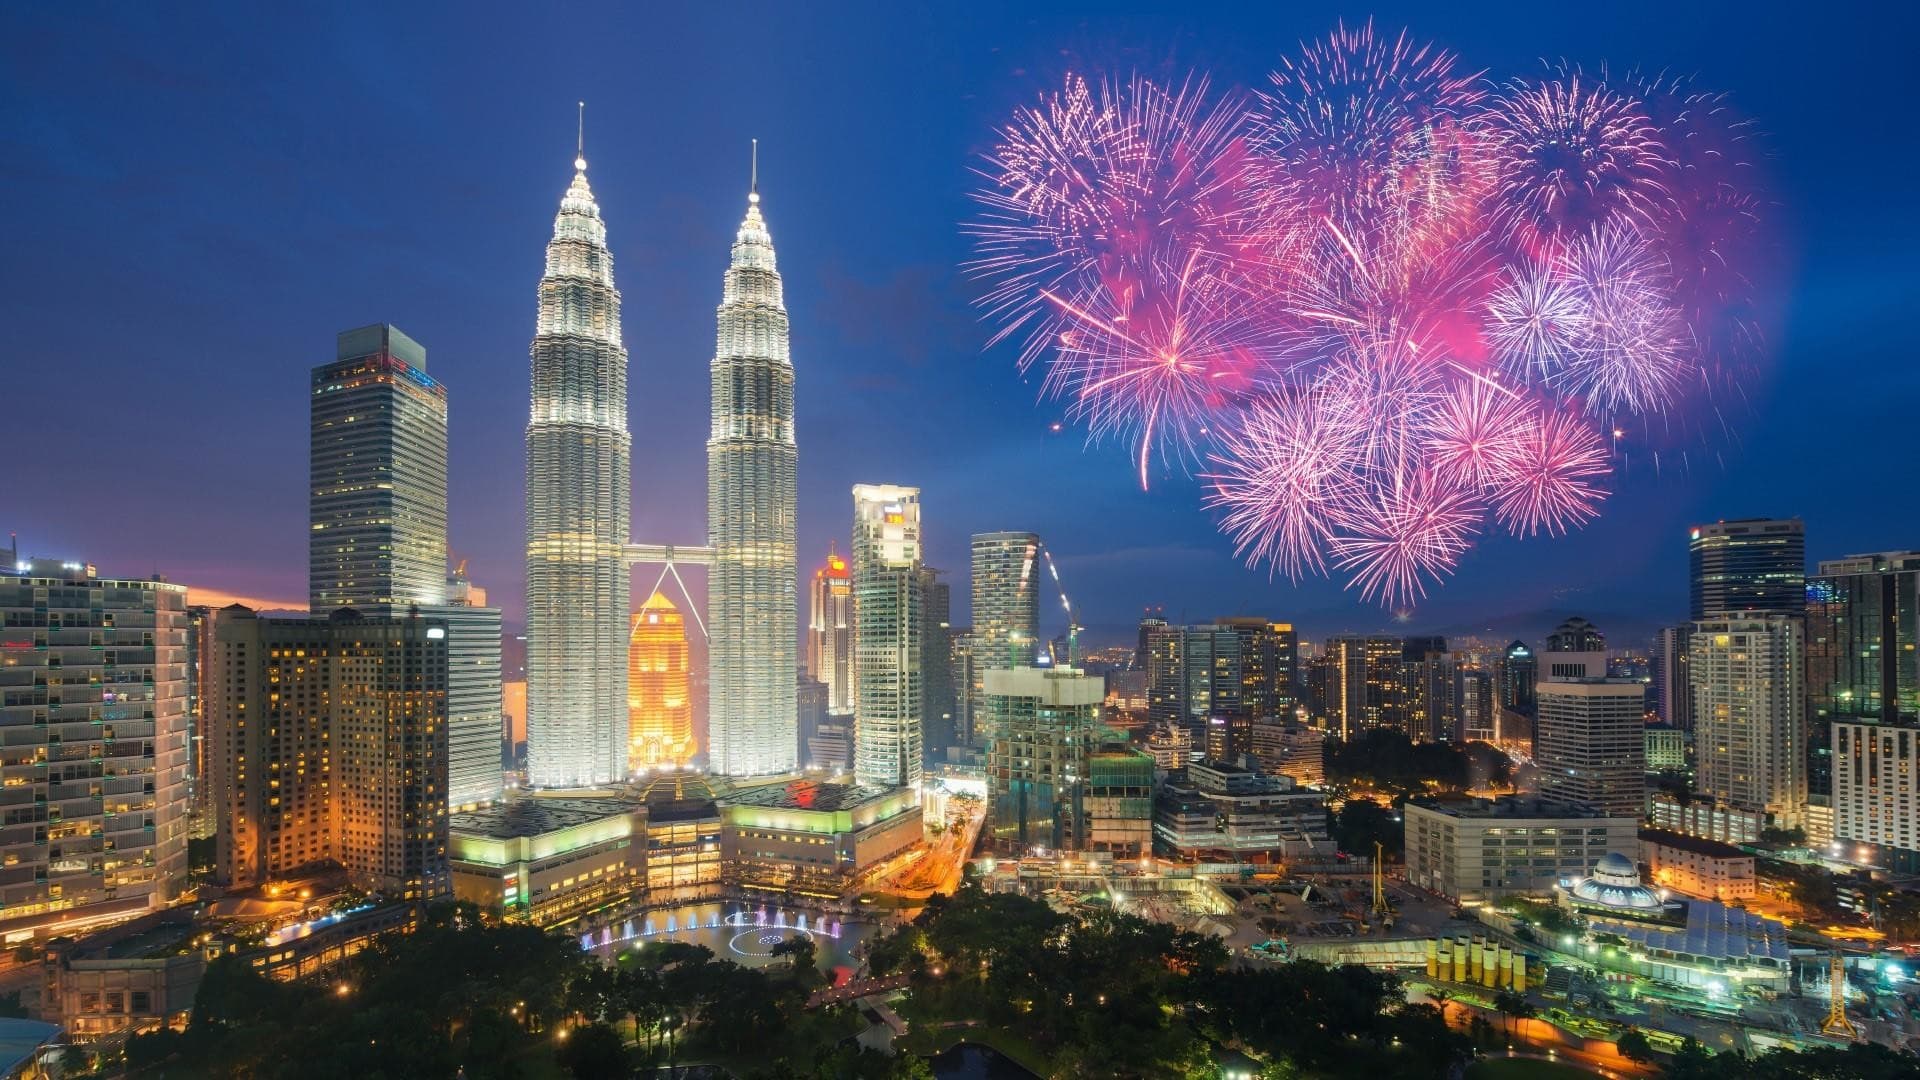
left=6, top=3, right=1915, bottom=649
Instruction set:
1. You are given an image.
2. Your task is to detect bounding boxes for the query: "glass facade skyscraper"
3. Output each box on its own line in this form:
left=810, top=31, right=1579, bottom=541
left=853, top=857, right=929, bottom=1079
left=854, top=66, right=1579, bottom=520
left=807, top=546, right=853, bottom=714
left=1689, top=518, right=1806, bottom=620
left=310, top=324, right=448, bottom=611
left=1805, top=552, right=1920, bottom=798
left=852, top=484, right=922, bottom=789
left=707, top=177, right=798, bottom=778
left=526, top=145, right=630, bottom=787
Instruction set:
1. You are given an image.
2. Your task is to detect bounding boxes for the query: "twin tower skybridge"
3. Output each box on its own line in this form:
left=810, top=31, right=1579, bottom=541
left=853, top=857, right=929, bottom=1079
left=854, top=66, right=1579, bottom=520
left=624, top=542, right=712, bottom=640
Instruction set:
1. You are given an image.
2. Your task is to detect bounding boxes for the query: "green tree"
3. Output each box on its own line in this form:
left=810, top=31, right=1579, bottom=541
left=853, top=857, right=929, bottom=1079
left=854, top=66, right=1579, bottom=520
left=1615, top=1026, right=1654, bottom=1063
left=556, top=1021, right=627, bottom=1078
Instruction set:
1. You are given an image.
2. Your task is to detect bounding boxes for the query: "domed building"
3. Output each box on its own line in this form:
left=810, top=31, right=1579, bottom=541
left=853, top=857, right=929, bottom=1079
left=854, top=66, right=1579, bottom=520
left=1559, top=852, right=1676, bottom=916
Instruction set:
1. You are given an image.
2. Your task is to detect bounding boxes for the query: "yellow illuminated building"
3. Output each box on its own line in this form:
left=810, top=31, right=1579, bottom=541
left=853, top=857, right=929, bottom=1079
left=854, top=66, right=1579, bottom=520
left=628, top=592, right=694, bottom=771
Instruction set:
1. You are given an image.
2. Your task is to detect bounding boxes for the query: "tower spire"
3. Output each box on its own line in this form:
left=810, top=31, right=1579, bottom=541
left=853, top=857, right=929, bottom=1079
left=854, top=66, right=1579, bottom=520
left=749, top=138, right=759, bottom=203
left=575, top=101, right=586, bottom=172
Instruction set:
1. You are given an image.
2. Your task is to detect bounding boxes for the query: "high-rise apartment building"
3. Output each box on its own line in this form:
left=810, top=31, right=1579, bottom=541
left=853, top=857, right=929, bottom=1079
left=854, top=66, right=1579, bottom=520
left=1145, top=624, right=1243, bottom=738
left=310, top=324, right=448, bottom=611
left=0, top=561, right=189, bottom=939
left=807, top=546, right=853, bottom=713
left=1215, top=618, right=1297, bottom=722
left=1652, top=625, right=1693, bottom=731
left=918, top=567, right=955, bottom=764
left=1317, top=634, right=1401, bottom=738
left=707, top=172, right=799, bottom=779
left=1689, top=518, right=1806, bottom=620
left=1534, top=678, right=1646, bottom=818
left=311, top=325, right=500, bottom=808
left=1806, top=552, right=1920, bottom=800
left=969, top=532, right=1040, bottom=731
left=948, top=628, right=977, bottom=749
left=1691, top=616, right=1806, bottom=829
left=628, top=592, right=694, bottom=771
left=186, top=604, right=215, bottom=839
left=526, top=145, right=630, bottom=787
left=1393, top=636, right=1452, bottom=743
left=208, top=605, right=449, bottom=898
left=985, top=666, right=1104, bottom=851
left=1832, top=722, right=1920, bottom=872
left=852, top=485, right=922, bottom=789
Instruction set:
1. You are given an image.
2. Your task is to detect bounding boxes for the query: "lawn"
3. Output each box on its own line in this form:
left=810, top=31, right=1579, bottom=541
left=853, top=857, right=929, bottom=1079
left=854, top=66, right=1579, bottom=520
left=893, top=988, right=1052, bottom=1076
left=1466, top=1056, right=1601, bottom=1080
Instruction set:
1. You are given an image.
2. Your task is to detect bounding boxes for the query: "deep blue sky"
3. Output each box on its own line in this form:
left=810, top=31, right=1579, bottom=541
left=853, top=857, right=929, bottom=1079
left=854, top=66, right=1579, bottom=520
left=3, top=1, right=1914, bottom=649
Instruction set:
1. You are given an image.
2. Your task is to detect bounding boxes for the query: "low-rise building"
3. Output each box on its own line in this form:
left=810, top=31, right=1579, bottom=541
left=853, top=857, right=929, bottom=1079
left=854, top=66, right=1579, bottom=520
left=449, top=797, right=646, bottom=926
left=1646, top=794, right=1762, bottom=845
left=1639, top=828, right=1755, bottom=902
left=38, top=911, right=201, bottom=1043
left=1404, top=794, right=1639, bottom=903
left=1152, top=758, right=1328, bottom=862
left=1644, top=724, right=1686, bottom=774
left=721, top=781, right=922, bottom=899
left=1247, top=722, right=1325, bottom=786
left=1085, top=746, right=1154, bottom=856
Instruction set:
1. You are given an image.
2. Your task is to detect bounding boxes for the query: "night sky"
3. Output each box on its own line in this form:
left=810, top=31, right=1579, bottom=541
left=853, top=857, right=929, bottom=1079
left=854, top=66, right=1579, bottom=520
left=4, top=1, right=1914, bottom=650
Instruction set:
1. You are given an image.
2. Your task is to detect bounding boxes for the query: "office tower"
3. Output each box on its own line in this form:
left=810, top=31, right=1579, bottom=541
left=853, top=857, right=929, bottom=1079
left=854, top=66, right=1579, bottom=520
left=918, top=567, right=955, bottom=763
left=852, top=485, right=923, bottom=789
left=806, top=545, right=853, bottom=712
left=707, top=167, right=798, bottom=779
left=1691, top=616, right=1807, bottom=828
left=442, top=568, right=505, bottom=808
left=526, top=143, right=630, bottom=787
left=1499, top=640, right=1537, bottom=717
left=1215, top=618, right=1297, bottom=721
left=1652, top=625, right=1694, bottom=731
left=1806, top=552, right=1920, bottom=800
left=796, top=676, right=830, bottom=769
left=1541, top=617, right=1607, bottom=679
left=1833, top=722, right=1920, bottom=872
left=948, top=629, right=976, bottom=748
left=1135, top=612, right=1167, bottom=672
left=970, top=533, right=1041, bottom=727
left=311, top=325, right=500, bottom=806
left=1689, top=518, right=1806, bottom=620
left=0, top=560, right=189, bottom=938
left=1144, top=624, right=1243, bottom=740
left=209, top=605, right=450, bottom=897
left=310, top=324, right=449, bottom=611
left=1535, top=678, right=1647, bottom=818
left=628, top=592, right=694, bottom=771
left=986, top=666, right=1104, bottom=851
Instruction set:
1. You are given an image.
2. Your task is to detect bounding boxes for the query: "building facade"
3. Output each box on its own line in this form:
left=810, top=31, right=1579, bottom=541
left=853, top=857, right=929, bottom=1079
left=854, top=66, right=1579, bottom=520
left=1691, top=616, right=1806, bottom=829
left=1145, top=624, right=1243, bottom=737
left=208, top=606, right=449, bottom=899
left=984, top=667, right=1103, bottom=851
left=1534, top=678, right=1646, bottom=818
left=448, top=797, right=645, bottom=925
left=1214, top=618, right=1297, bottom=722
left=1832, top=721, right=1920, bottom=872
left=968, top=532, right=1040, bottom=733
left=1652, top=625, right=1693, bottom=731
left=0, top=562, right=189, bottom=941
left=1689, top=518, right=1806, bottom=621
left=1404, top=795, right=1639, bottom=902
left=1153, top=760, right=1329, bottom=862
left=806, top=546, right=853, bottom=713
left=627, top=592, right=694, bottom=771
left=1085, top=746, right=1155, bottom=856
left=1499, top=640, right=1537, bottom=718
left=441, top=568, right=503, bottom=810
left=721, top=781, right=922, bottom=898
left=706, top=179, right=799, bottom=778
left=1639, top=828, right=1756, bottom=902
left=918, top=566, right=955, bottom=763
left=851, top=485, right=923, bottom=789
left=1805, top=552, right=1920, bottom=800
left=526, top=146, right=630, bottom=787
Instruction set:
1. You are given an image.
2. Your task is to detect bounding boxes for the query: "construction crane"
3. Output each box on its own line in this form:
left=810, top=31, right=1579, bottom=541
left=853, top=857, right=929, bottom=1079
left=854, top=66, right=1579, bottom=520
left=1034, top=542, right=1082, bottom=668
left=1820, top=952, right=1858, bottom=1039
left=1373, top=841, right=1393, bottom=928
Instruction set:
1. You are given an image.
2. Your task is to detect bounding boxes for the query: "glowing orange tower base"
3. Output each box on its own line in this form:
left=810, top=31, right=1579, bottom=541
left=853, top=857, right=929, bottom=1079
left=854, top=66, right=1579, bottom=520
left=629, top=591, right=695, bottom=772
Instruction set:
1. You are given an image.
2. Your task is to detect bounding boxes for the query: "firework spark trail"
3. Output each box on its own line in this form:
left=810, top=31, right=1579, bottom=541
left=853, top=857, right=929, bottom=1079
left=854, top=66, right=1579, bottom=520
left=966, top=26, right=1764, bottom=606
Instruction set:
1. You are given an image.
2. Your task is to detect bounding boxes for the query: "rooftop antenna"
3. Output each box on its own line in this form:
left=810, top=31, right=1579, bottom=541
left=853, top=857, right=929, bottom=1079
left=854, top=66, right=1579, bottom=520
left=749, top=138, right=759, bottom=203
left=575, top=101, right=586, bottom=171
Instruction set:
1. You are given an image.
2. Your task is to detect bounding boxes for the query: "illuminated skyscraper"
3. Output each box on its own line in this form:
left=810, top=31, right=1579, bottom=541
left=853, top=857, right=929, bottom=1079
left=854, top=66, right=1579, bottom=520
left=1692, top=615, right=1806, bottom=828
left=628, top=592, right=695, bottom=771
left=807, top=545, right=853, bottom=713
left=707, top=155, right=798, bottom=778
left=852, top=484, right=922, bottom=789
left=970, top=532, right=1039, bottom=671
left=525, top=129, right=630, bottom=787
left=1689, top=518, right=1806, bottom=620
left=310, top=324, right=448, bottom=611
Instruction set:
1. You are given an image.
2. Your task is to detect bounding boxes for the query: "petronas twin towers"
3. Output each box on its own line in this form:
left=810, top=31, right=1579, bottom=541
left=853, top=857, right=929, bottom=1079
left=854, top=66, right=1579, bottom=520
left=525, top=124, right=796, bottom=788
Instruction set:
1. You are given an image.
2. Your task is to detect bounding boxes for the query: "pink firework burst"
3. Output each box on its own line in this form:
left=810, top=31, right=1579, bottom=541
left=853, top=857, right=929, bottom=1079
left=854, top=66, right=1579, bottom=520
left=1420, top=375, right=1533, bottom=491
left=1556, top=221, right=1690, bottom=415
left=1489, top=407, right=1612, bottom=536
left=1328, top=468, right=1482, bottom=607
left=1487, top=68, right=1673, bottom=251
left=1205, top=389, right=1365, bottom=582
